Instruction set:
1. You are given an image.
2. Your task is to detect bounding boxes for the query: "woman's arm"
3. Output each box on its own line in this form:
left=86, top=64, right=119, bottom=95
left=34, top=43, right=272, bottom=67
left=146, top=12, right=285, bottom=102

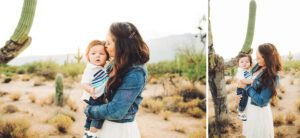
left=245, top=75, right=279, bottom=107
left=245, top=85, right=273, bottom=107
left=84, top=69, right=145, bottom=120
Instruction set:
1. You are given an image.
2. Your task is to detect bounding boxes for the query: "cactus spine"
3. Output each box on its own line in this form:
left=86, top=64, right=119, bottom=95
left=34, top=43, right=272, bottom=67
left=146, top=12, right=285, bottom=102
left=55, top=74, right=64, bottom=106
left=0, top=0, right=37, bottom=64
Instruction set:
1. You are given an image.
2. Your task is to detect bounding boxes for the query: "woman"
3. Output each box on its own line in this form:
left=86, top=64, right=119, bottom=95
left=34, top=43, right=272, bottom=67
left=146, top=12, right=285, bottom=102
left=237, top=43, right=282, bottom=138
left=85, top=22, right=149, bottom=138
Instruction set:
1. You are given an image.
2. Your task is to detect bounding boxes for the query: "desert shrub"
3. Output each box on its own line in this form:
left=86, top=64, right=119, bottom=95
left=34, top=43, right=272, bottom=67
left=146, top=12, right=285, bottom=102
left=285, top=111, right=296, bottom=125
left=60, top=62, right=85, bottom=79
left=187, top=107, right=205, bottom=118
left=297, top=101, right=300, bottom=112
left=53, top=108, right=76, bottom=122
left=274, top=113, right=284, bottom=126
left=189, top=128, right=206, bottom=138
left=160, top=110, right=171, bottom=121
left=22, top=60, right=59, bottom=80
left=21, top=74, right=31, bottom=81
left=48, top=114, right=73, bottom=134
left=28, top=93, right=36, bottom=103
left=0, top=118, right=31, bottom=138
left=172, top=124, right=186, bottom=134
left=9, top=92, right=21, bottom=101
left=2, top=104, right=19, bottom=114
left=283, top=60, right=300, bottom=71
left=275, top=126, right=287, bottom=138
left=142, top=99, right=164, bottom=114
left=67, top=99, right=78, bottom=112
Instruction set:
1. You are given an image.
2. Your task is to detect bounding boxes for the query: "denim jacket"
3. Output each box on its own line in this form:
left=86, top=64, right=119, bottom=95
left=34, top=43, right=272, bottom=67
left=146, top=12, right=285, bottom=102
left=245, top=64, right=279, bottom=107
left=84, top=64, right=147, bottom=123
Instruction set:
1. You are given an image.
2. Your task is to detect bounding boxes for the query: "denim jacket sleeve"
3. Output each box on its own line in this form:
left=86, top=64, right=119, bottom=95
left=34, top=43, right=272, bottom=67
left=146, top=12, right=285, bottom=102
left=84, top=68, right=145, bottom=120
left=245, top=74, right=279, bottom=107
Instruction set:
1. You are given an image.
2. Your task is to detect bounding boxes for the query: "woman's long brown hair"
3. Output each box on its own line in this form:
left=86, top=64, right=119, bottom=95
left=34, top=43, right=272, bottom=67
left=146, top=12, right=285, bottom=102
left=106, top=22, right=149, bottom=100
left=257, top=43, right=282, bottom=97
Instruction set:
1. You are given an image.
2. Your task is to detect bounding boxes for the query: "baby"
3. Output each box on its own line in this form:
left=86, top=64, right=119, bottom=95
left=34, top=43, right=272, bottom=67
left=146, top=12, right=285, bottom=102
left=236, top=53, right=253, bottom=121
left=81, top=40, right=109, bottom=138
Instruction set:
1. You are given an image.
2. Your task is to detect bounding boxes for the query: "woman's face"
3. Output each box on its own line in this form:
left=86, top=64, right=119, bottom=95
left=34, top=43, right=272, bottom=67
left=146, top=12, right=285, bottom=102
left=105, top=32, right=116, bottom=58
left=256, top=50, right=265, bottom=67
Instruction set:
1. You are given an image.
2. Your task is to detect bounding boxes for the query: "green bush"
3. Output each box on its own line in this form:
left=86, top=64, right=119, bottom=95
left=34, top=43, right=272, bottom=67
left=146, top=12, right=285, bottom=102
left=283, top=60, right=300, bottom=71
left=60, top=62, right=85, bottom=79
left=147, top=47, right=206, bottom=82
left=22, top=60, right=59, bottom=80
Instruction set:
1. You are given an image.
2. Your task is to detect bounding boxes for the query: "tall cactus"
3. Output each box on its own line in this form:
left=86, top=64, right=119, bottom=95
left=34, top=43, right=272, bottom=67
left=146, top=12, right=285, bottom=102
left=209, top=0, right=257, bottom=137
left=55, top=73, right=64, bottom=107
left=0, top=0, right=37, bottom=64
left=241, top=0, right=256, bottom=54
left=225, top=0, right=257, bottom=68
left=74, top=48, right=83, bottom=64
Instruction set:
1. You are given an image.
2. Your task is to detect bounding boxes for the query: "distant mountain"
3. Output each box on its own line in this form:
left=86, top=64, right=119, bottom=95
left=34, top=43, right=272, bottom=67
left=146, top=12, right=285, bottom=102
left=148, top=33, right=204, bottom=63
left=8, top=33, right=205, bottom=66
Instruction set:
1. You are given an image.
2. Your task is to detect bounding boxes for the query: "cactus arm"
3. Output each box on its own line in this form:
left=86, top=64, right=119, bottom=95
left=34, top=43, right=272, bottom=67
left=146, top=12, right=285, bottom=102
left=0, top=0, right=37, bottom=64
left=241, top=0, right=256, bottom=54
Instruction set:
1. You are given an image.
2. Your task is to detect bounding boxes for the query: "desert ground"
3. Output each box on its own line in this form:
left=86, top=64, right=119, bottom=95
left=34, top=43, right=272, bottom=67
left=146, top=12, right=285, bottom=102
left=0, top=75, right=205, bottom=138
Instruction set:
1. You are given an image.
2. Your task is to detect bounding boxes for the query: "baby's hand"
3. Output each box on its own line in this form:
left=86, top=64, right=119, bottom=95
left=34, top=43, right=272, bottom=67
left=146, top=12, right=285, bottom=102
left=89, top=87, right=97, bottom=99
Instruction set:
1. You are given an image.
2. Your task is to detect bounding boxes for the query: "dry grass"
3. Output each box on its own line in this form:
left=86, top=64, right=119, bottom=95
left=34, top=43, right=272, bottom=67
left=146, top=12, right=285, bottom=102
left=0, top=91, right=8, bottom=97
left=297, top=121, right=300, bottom=134
left=26, top=128, right=48, bottom=138
left=21, top=74, right=31, bottom=81
left=0, top=117, right=31, bottom=138
left=2, top=104, right=19, bottom=114
left=187, top=107, right=205, bottom=118
left=285, top=111, right=296, bottom=125
left=172, top=124, right=186, bottom=134
left=297, top=101, right=300, bottom=112
left=142, top=98, right=164, bottom=114
left=274, top=113, right=284, bottom=126
left=9, top=91, right=21, bottom=101
left=275, top=126, right=287, bottom=138
left=53, top=108, right=76, bottom=122
left=28, top=93, right=36, bottom=103
left=160, top=110, right=171, bottom=121
left=278, top=84, right=286, bottom=94
left=33, top=78, right=45, bottom=86
left=66, top=99, right=78, bottom=112
left=48, top=114, right=73, bottom=134
left=189, top=128, right=206, bottom=138
left=38, top=93, right=54, bottom=106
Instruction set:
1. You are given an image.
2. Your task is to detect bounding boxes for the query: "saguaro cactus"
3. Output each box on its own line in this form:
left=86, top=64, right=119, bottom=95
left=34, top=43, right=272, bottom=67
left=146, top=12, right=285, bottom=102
left=74, top=48, right=83, bottom=64
left=0, top=0, right=37, bottom=64
left=55, top=73, right=64, bottom=106
left=225, top=0, right=257, bottom=68
left=209, top=0, right=257, bottom=137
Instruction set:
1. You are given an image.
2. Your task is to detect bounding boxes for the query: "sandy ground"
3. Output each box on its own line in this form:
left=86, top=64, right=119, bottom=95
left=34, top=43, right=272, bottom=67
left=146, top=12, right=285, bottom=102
left=0, top=76, right=204, bottom=138
left=208, top=73, right=300, bottom=137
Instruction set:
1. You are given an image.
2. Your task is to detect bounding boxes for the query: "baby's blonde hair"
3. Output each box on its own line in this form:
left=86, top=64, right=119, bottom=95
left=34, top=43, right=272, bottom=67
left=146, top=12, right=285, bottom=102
left=85, top=40, right=109, bottom=62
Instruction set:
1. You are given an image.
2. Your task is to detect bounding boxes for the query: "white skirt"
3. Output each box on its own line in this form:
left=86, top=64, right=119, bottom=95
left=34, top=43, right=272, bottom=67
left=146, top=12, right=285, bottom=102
left=98, top=120, right=141, bottom=138
left=242, top=98, right=274, bottom=138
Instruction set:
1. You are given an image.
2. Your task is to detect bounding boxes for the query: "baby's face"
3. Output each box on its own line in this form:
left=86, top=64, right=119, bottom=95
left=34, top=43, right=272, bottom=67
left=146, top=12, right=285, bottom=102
left=238, top=57, right=251, bottom=69
left=88, top=45, right=107, bottom=66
